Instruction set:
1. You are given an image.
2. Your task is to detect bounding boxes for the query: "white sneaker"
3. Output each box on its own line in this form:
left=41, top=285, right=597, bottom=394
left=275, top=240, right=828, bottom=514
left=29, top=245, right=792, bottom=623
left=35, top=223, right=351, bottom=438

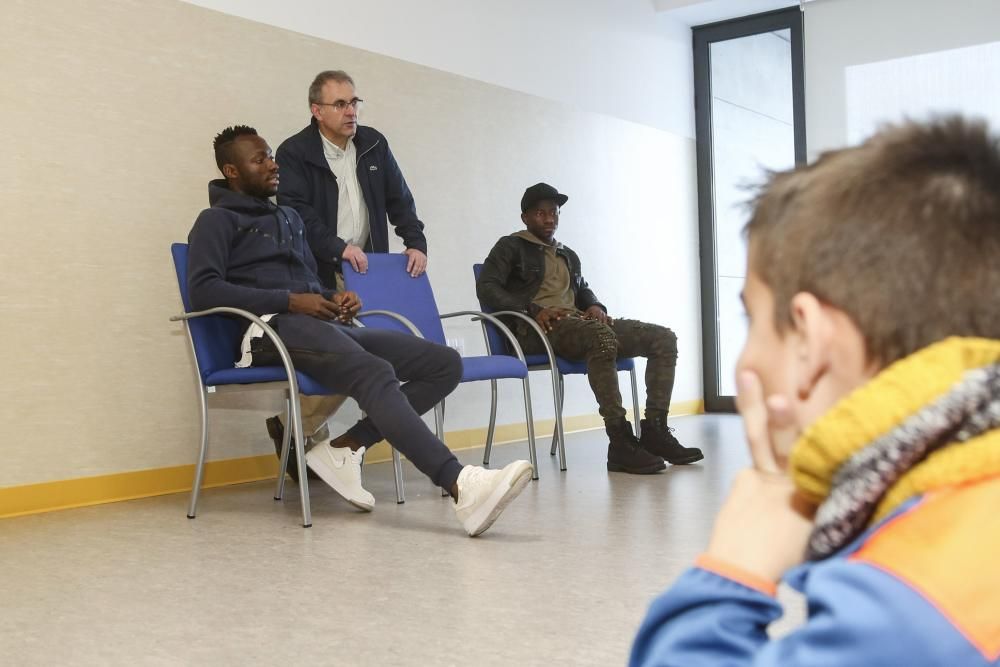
left=305, top=441, right=374, bottom=512
left=454, top=461, right=533, bottom=537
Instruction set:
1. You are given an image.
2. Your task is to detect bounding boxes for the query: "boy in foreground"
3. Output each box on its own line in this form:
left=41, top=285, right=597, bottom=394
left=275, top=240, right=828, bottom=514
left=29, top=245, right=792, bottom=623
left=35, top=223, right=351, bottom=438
left=631, top=117, right=1000, bottom=665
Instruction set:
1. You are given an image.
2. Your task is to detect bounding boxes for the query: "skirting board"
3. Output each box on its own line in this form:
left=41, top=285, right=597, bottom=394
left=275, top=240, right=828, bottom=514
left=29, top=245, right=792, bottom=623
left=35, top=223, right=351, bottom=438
left=0, top=400, right=702, bottom=519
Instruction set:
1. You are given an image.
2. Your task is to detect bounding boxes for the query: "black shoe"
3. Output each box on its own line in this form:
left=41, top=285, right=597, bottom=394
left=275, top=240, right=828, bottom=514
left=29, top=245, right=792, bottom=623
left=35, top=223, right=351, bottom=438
left=606, top=419, right=667, bottom=474
left=266, top=416, right=320, bottom=483
left=639, top=413, right=704, bottom=465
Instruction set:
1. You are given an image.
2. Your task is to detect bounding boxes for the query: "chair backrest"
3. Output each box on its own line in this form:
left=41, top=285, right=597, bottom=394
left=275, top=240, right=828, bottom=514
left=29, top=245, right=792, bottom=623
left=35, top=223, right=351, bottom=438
left=171, top=243, right=244, bottom=381
left=343, top=254, right=447, bottom=345
left=472, top=263, right=517, bottom=357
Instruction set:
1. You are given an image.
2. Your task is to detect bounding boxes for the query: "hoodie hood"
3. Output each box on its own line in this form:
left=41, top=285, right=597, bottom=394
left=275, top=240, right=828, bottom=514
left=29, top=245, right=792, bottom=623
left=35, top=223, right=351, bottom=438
left=207, top=179, right=276, bottom=214
left=186, top=179, right=327, bottom=315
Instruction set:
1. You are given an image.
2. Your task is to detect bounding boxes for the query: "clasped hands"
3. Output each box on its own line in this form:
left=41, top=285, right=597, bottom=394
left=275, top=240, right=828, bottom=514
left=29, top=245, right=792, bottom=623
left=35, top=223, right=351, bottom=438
left=288, top=291, right=362, bottom=323
left=534, top=305, right=610, bottom=332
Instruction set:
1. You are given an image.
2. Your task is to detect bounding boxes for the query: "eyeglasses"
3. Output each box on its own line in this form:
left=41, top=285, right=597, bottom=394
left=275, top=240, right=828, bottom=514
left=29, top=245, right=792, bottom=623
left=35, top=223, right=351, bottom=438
left=315, top=97, right=364, bottom=113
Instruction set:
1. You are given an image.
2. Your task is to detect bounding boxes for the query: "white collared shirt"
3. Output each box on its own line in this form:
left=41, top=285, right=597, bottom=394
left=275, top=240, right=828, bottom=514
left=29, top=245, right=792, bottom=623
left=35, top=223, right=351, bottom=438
left=320, top=133, right=370, bottom=250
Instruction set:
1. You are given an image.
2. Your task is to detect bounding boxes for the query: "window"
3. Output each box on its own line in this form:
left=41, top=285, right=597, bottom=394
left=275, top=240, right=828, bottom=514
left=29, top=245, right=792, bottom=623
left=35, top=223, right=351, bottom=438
left=693, top=7, right=806, bottom=411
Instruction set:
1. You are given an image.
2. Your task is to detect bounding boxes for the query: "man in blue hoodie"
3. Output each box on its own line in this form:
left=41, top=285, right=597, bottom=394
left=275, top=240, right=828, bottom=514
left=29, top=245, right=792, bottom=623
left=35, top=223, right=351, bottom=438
left=186, top=125, right=532, bottom=537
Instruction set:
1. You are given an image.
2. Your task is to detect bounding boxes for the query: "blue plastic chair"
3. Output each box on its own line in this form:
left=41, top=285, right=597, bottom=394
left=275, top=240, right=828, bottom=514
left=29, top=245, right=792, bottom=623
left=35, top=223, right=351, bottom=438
left=170, top=243, right=404, bottom=527
left=343, top=254, right=539, bottom=479
left=472, top=263, right=641, bottom=471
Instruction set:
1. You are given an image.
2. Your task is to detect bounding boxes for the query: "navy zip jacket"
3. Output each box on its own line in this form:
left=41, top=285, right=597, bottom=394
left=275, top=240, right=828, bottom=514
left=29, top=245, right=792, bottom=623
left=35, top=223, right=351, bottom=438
left=275, top=120, right=427, bottom=287
left=187, top=180, right=332, bottom=315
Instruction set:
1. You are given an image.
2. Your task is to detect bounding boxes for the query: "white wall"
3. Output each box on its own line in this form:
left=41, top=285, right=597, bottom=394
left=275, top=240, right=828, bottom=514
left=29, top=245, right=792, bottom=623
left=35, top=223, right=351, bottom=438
left=845, top=40, right=1000, bottom=145
left=804, top=0, right=1000, bottom=157
left=180, top=0, right=695, bottom=138
left=657, top=0, right=799, bottom=26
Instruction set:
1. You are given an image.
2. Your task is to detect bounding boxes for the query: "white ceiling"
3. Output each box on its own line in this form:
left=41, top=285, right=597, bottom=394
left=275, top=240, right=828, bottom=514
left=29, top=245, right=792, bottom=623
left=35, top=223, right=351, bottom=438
left=653, top=0, right=809, bottom=26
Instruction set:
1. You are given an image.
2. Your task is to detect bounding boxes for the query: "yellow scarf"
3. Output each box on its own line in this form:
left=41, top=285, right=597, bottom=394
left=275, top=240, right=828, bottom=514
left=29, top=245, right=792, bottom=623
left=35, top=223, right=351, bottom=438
left=791, top=337, right=1000, bottom=524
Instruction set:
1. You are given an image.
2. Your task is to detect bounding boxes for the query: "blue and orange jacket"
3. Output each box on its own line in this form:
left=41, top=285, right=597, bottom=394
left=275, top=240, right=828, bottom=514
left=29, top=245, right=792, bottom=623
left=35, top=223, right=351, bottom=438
left=631, top=338, right=1000, bottom=666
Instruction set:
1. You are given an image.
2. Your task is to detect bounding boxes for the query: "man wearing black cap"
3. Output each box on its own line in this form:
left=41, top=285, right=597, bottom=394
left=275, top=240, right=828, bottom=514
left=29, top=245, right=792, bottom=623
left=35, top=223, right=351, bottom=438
left=477, top=183, right=703, bottom=474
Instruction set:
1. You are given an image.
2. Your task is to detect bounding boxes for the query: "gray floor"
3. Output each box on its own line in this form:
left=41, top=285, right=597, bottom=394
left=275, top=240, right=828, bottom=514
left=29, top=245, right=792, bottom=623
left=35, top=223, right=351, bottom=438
left=1, top=415, right=799, bottom=666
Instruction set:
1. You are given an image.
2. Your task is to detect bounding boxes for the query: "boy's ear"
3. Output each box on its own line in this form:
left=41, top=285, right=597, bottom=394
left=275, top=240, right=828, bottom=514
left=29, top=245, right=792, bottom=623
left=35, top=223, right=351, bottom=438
left=788, top=292, right=835, bottom=401
left=221, top=163, right=239, bottom=180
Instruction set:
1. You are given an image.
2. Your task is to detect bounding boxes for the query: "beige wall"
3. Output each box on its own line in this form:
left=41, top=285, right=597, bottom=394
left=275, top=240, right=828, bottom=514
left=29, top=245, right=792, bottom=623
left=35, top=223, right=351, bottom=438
left=1, top=0, right=700, bottom=488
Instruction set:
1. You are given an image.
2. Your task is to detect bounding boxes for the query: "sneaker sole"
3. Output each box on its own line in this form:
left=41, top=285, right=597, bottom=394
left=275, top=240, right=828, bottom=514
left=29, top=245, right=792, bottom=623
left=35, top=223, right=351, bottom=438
left=606, top=460, right=667, bottom=474
left=666, top=452, right=705, bottom=465
left=305, top=452, right=374, bottom=512
left=464, top=462, right=533, bottom=537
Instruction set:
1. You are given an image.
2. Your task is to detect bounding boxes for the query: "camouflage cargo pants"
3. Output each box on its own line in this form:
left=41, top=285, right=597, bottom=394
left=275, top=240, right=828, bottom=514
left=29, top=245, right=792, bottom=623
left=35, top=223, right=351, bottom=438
left=516, top=316, right=678, bottom=420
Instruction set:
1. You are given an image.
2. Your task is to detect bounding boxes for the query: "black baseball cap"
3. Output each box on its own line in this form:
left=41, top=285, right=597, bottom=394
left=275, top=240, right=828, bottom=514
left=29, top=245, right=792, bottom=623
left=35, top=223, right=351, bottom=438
left=521, top=183, right=569, bottom=212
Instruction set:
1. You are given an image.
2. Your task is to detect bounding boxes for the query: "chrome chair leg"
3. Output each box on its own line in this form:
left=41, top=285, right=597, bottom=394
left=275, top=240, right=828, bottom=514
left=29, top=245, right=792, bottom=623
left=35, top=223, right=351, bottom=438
left=521, top=379, right=539, bottom=480
left=550, top=374, right=562, bottom=457
left=288, top=392, right=312, bottom=528
left=554, top=373, right=567, bottom=470
left=550, top=374, right=566, bottom=460
left=630, top=367, right=641, bottom=437
left=274, top=396, right=292, bottom=501
left=392, top=449, right=405, bottom=504
left=433, top=401, right=445, bottom=440
left=434, top=402, right=449, bottom=496
left=483, top=379, right=498, bottom=465
left=546, top=367, right=567, bottom=470
left=187, top=387, right=211, bottom=519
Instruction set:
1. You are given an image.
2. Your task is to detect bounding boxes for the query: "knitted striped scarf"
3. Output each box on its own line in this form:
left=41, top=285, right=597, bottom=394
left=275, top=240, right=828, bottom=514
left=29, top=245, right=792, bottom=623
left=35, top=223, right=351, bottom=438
left=806, top=361, right=1000, bottom=560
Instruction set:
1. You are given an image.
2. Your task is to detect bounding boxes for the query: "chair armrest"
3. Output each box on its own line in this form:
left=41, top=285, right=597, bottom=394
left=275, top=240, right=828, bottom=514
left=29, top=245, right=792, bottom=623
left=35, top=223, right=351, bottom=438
left=486, top=310, right=557, bottom=368
left=170, top=306, right=301, bottom=397
left=354, top=309, right=424, bottom=338
left=440, top=310, right=527, bottom=363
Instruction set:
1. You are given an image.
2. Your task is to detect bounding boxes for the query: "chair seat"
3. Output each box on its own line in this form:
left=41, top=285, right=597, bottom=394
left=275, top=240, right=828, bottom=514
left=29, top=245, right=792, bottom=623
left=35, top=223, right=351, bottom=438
left=460, top=355, right=528, bottom=382
left=204, top=366, right=332, bottom=395
left=522, top=354, right=635, bottom=374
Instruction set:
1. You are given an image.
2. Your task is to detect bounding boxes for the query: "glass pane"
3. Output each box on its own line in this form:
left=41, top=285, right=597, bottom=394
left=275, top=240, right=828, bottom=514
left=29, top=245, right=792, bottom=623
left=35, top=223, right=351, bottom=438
left=709, top=30, right=795, bottom=396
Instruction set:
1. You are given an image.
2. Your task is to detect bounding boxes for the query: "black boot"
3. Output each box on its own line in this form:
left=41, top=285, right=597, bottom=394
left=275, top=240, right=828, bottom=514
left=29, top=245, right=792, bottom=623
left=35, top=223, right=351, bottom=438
left=639, top=412, right=704, bottom=464
left=606, top=419, right=667, bottom=474
left=266, top=416, right=320, bottom=483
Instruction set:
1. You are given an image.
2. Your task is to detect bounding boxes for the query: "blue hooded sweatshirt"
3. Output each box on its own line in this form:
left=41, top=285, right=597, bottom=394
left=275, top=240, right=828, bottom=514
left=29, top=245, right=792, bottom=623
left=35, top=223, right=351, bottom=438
left=187, top=180, right=333, bottom=315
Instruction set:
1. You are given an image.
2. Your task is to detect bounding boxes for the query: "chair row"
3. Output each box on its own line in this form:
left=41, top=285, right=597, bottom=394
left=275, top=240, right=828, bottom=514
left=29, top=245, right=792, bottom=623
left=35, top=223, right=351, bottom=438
left=171, top=245, right=640, bottom=527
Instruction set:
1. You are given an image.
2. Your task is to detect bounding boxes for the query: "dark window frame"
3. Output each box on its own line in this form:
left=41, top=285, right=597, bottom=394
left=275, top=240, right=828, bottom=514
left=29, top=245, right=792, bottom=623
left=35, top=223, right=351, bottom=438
left=693, top=7, right=806, bottom=413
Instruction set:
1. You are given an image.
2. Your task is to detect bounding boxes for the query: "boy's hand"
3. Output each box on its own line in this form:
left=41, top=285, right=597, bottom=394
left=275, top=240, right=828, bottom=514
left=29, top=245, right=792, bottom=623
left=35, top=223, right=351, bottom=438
left=331, top=291, right=362, bottom=323
left=704, top=371, right=815, bottom=584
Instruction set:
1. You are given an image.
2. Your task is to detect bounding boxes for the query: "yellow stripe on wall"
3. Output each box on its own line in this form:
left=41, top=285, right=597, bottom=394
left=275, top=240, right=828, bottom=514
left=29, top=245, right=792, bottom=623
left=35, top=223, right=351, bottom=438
left=0, top=456, right=280, bottom=520
left=0, top=400, right=702, bottom=519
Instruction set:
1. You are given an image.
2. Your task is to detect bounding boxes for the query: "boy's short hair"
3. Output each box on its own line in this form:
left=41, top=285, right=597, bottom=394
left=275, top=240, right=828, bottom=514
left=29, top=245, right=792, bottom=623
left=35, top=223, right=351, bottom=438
left=746, top=116, right=1000, bottom=367
left=212, top=125, right=258, bottom=172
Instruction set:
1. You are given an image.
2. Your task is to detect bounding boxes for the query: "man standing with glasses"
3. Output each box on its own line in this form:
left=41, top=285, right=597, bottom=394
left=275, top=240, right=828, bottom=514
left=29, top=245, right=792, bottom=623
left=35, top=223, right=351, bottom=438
left=477, top=183, right=704, bottom=475
left=268, top=70, right=430, bottom=480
